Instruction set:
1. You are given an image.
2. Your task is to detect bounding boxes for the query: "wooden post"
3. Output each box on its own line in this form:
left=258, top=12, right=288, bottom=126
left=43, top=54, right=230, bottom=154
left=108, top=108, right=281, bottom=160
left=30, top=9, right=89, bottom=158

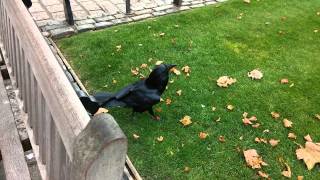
left=173, top=0, right=182, bottom=6
left=126, top=0, right=131, bottom=14
left=62, top=0, right=74, bottom=25
left=71, top=113, right=127, bottom=180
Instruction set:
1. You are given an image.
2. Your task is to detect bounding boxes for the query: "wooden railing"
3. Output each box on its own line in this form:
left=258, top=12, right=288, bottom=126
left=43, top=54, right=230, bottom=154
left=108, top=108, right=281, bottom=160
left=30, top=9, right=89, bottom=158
left=0, top=0, right=127, bottom=179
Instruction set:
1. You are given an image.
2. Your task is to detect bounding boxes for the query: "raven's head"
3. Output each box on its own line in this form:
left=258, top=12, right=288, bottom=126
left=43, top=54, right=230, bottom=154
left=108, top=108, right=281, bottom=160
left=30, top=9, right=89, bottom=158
left=145, top=64, right=176, bottom=93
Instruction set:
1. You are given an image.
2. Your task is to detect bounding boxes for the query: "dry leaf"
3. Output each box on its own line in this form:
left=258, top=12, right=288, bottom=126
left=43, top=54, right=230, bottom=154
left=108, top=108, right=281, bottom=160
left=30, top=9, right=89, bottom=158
left=243, top=0, right=250, bottom=4
left=269, top=139, right=280, bottom=147
left=131, top=67, right=139, bottom=76
left=218, top=135, right=225, bottom=142
left=255, top=137, right=268, bottom=144
left=176, top=90, right=182, bottom=96
left=157, top=136, right=164, bottom=142
left=94, top=108, right=109, bottom=115
left=263, top=129, right=270, bottom=133
left=212, top=106, right=216, bottom=111
left=242, top=112, right=258, bottom=126
left=271, top=112, right=280, bottom=119
left=283, top=118, right=293, bottom=128
left=199, top=132, right=208, bottom=139
left=159, top=32, right=165, bottom=37
left=258, top=171, right=269, bottom=178
left=181, top=66, right=191, bottom=76
left=166, top=98, right=172, bottom=105
left=288, top=133, right=297, bottom=139
left=140, top=63, right=148, bottom=69
left=116, top=45, right=122, bottom=51
left=170, top=67, right=181, bottom=75
left=248, top=69, right=263, bottom=80
left=315, top=114, right=320, bottom=120
left=281, top=163, right=291, bottom=178
left=304, top=134, right=313, bottom=142
left=296, top=142, right=320, bottom=170
left=227, top=104, right=234, bottom=111
left=252, top=123, right=260, bottom=128
left=112, top=79, right=117, bottom=84
left=184, top=166, right=191, bottom=173
left=155, top=61, right=163, bottom=65
left=215, top=117, right=221, bottom=122
left=217, top=76, right=237, bottom=87
left=297, top=176, right=304, bottom=180
left=243, top=149, right=267, bottom=169
left=280, top=78, right=289, bottom=84
left=133, top=134, right=140, bottom=139
left=180, top=116, right=192, bottom=126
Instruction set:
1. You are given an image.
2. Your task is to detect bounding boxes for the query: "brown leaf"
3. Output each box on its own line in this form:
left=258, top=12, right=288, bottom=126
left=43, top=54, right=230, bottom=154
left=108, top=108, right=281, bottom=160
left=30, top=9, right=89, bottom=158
left=297, top=176, right=304, bottom=180
left=271, top=112, right=280, bottom=119
left=216, top=76, right=237, bottom=87
left=280, top=78, right=289, bottom=84
left=180, top=116, right=192, bottom=126
left=296, top=142, right=320, bottom=170
left=199, top=132, right=208, bottom=140
left=288, top=133, right=297, bottom=139
left=94, top=108, right=109, bottom=115
left=157, top=136, right=164, bottom=142
left=176, top=90, right=182, bottom=96
left=269, top=139, right=280, bottom=147
left=242, top=112, right=258, bottom=126
left=243, top=149, right=267, bottom=169
left=133, top=134, right=140, bottom=139
left=170, top=67, right=181, bottom=75
left=248, top=69, right=263, bottom=80
left=283, top=118, right=293, bottom=128
left=166, top=98, right=172, bottom=105
left=131, top=67, right=139, bottom=76
left=181, top=66, right=191, bottom=76
left=140, top=63, right=148, bottom=69
left=218, top=135, right=225, bottom=142
left=258, top=171, right=269, bottom=178
left=281, top=163, right=291, bottom=178
left=304, top=134, right=313, bottom=142
left=255, top=137, right=268, bottom=144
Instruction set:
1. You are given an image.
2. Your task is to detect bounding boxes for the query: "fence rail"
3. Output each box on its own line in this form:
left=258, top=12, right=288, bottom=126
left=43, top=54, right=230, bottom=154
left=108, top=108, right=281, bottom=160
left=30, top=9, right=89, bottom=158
left=0, top=0, right=127, bottom=179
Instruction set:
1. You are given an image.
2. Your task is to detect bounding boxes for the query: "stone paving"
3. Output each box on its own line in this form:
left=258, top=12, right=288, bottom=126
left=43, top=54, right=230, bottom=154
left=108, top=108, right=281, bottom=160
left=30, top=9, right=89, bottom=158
left=29, top=0, right=226, bottom=38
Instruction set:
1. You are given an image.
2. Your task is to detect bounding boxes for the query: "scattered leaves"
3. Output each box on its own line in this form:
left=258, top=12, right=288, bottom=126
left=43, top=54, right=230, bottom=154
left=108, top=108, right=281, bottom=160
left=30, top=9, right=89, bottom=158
left=288, top=133, right=297, bottom=139
left=315, top=114, right=320, bottom=120
left=131, top=67, right=139, bottom=76
left=218, top=135, right=225, bottom=142
left=176, top=89, right=182, bottom=96
left=227, top=104, right=234, bottom=111
left=255, top=137, right=268, bottom=144
left=217, top=76, right=237, bottom=87
left=170, top=67, right=181, bottom=75
left=271, top=112, right=280, bottom=119
left=199, top=132, right=208, bottom=139
left=296, top=142, right=320, bottom=170
left=269, top=139, right=280, bottom=147
left=280, top=78, right=289, bottom=84
left=304, top=134, right=313, bottom=142
left=140, top=63, right=148, bottom=69
left=166, top=98, right=172, bottom=105
left=242, top=112, right=258, bottom=126
left=180, top=116, right=192, bottom=126
left=283, top=118, right=293, bottom=128
left=281, top=163, right=292, bottom=178
left=181, top=66, right=191, bottom=76
left=157, top=136, right=164, bottom=142
left=243, top=149, right=267, bottom=169
left=133, top=134, right=140, bottom=139
left=248, top=69, right=263, bottom=80
left=116, top=45, right=122, bottom=51
left=258, top=171, right=269, bottom=178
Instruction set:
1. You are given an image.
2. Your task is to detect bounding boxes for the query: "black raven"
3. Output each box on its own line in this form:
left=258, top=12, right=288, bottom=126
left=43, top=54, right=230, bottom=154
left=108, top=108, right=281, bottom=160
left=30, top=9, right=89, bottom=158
left=78, top=64, right=176, bottom=119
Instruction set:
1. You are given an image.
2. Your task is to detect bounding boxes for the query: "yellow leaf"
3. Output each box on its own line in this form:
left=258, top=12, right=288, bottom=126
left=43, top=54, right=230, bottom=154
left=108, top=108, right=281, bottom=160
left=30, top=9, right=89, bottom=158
left=94, top=108, right=109, bottom=115
left=157, top=136, right=164, bottom=142
left=283, top=118, right=293, bottom=128
left=227, top=104, right=234, bottom=111
left=112, top=79, right=117, bottom=84
left=304, top=134, right=313, bottom=142
left=243, top=149, right=267, bottom=169
left=248, top=69, right=263, bottom=80
left=297, top=176, right=304, bottom=180
left=288, top=133, right=297, bottom=139
left=133, top=134, right=140, bottom=139
left=212, top=106, right=216, bottom=111
left=271, top=112, right=280, bottom=119
left=296, top=142, right=320, bottom=170
left=180, top=116, right=192, bottom=126
left=199, top=132, right=208, bottom=139
left=217, top=76, right=237, bottom=87
left=166, top=98, right=172, bottom=105
left=269, top=139, right=280, bottom=147
left=176, top=90, right=182, bottom=96
left=252, top=123, right=260, bottom=128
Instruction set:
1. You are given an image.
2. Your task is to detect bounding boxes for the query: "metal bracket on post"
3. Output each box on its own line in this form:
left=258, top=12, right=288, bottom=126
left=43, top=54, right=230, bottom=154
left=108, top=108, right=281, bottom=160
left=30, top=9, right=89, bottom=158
left=173, top=0, right=182, bottom=6
left=63, top=0, right=74, bottom=25
left=126, top=0, right=131, bottom=14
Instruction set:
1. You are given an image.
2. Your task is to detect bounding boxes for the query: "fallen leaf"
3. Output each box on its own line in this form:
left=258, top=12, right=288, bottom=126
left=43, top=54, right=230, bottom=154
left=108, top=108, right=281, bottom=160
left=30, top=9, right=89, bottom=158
left=157, top=136, right=164, bottom=142
left=242, top=112, right=258, bottom=126
left=283, top=118, right=293, bottom=128
left=159, top=32, right=165, bottom=37
left=181, top=66, right=191, bottom=76
left=217, top=76, right=237, bottom=87
left=269, top=139, right=280, bottom=147
left=296, top=142, right=320, bottom=170
left=281, top=163, right=292, bottom=178
left=255, top=137, right=268, bottom=144
left=133, top=134, right=140, bottom=139
left=248, top=69, right=263, bottom=80
left=315, top=114, right=320, bottom=120
left=112, top=79, right=117, bottom=84
left=170, top=67, right=181, bottom=75
left=169, top=80, right=174, bottom=84
left=180, top=116, right=192, bottom=126
left=199, top=132, right=208, bottom=139
left=116, top=45, right=122, bottom=51
left=184, top=166, right=191, bottom=173
left=243, top=0, right=250, bottom=4
left=215, top=117, right=221, bottom=122
left=304, top=134, right=313, bottom=142
left=258, top=171, right=269, bottom=178
left=271, top=112, right=280, bottom=119
left=252, top=123, right=260, bottom=128
left=288, top=133, right=297, bottom=139
left=160, top=98, right=164, bottom=102
left=131, top=67, right=139, bottom=76
left=297, top=176, right=304, bottom=180
left=227, top=104, right=234, bottom=111
left=218, top=135, right=225, bottom=142
left=138, top=43, right=143, bottom=46
left=155, top=61, right=163, bottom=65
left=243, top=149, right=267, bottom=169
left=263, top=129, right=270, bottom=133
left=166, top=98, right=172, bottom=105
left=314, top=29, right=319, bottom=33
left=140, top=63, right=148, bottom=69
left=176, top=90, right=182, bottom=96
left=280, top=78, right=289, bottom=84
left=212, top=106, right=216, bottom=111
left=94, top=108, right=109, bottom=115
left=239, top=136, right=244, bottom=140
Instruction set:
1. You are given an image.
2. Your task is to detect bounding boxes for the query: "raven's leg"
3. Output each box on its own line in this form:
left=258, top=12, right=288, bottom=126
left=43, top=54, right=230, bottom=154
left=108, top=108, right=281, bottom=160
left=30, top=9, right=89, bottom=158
left=148, top=107, right=160, bottom=120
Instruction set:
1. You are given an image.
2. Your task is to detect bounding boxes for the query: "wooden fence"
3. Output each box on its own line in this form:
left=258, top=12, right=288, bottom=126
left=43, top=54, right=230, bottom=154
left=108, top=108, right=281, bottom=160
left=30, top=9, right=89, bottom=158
left=0, top=0, right=127, bottom=179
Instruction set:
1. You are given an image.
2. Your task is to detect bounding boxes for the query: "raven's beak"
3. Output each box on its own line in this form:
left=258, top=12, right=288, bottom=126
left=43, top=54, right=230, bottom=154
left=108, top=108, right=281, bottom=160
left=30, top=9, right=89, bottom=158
left=167, top=64, right=177, bottom=70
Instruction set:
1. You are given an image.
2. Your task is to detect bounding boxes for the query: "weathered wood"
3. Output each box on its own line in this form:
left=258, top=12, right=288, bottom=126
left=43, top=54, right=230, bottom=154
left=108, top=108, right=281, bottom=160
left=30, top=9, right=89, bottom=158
left=37, top=90, right=45, bottom=162
left=71, top=113, right=127, bottom=180
left=52, top=129, right=62, bottom=180
left=0, top=71, right=31, bottom=180
left=45, top=112, right=53, bottom=178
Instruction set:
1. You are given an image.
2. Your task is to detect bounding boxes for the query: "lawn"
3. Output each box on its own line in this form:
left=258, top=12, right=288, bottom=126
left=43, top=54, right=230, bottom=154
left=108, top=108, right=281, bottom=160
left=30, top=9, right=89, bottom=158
left=57, top=0, right=320, bottom=179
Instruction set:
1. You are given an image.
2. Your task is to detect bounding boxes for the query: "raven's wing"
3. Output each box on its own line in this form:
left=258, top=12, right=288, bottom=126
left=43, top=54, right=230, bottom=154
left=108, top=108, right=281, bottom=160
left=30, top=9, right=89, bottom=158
left=114, top=81, right=143, bottom=99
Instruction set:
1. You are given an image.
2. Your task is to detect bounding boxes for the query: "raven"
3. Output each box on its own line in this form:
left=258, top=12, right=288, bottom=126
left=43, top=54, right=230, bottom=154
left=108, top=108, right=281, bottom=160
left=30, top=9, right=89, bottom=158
left=78, top=64, right=176, bottom=119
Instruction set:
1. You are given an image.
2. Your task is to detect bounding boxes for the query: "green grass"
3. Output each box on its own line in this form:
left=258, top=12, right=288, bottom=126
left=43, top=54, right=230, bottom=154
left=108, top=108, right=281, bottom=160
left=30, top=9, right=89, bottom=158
left=57, top=0, right=320, bottom=179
